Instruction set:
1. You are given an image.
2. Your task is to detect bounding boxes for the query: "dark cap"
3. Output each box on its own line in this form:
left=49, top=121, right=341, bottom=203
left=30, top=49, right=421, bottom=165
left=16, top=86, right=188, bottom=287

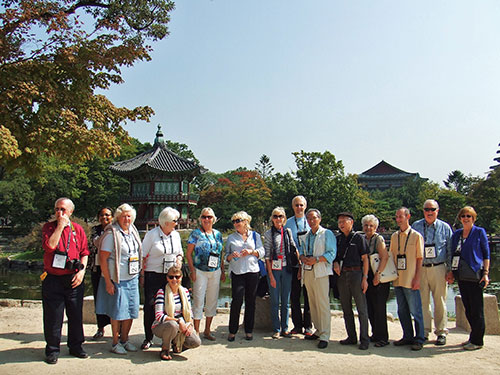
left=337, top=212, right=354, bottom=220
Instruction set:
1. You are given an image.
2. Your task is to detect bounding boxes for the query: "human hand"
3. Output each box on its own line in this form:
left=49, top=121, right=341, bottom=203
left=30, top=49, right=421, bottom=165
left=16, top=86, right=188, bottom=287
left=333, top=262, right=341, bottom=276
left=71, top=269, right=85, bottom=288
left=361, top=278, right=368, bottom=294
left=270, top=276, right=277, bottom=289
left=373, top=272, right=380, bottom=286
left=105, top=279, right=115, bottom=295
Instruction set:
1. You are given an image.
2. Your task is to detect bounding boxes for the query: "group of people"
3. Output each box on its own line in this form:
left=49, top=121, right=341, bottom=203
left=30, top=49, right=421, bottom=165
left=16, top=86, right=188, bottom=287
left=40, top=195, right=491, bottom=365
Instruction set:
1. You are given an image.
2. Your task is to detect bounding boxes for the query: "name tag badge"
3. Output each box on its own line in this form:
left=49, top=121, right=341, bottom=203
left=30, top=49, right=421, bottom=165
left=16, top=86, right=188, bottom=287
left=208, top=253, right=219, bottom=268
left=163, top=254, right=176, bottom=273
left=272, top=256, right=283, bottom=271
left=52, top=253, right=67, bottom=269
left=425, top=244, right=436, bottom=259
left=397, top=254, right=407, bottom=270
left=297, top=231, right=307, bottom=246
left=129, top=256, right=139, bottom=275
left=451, top=254, right=460, bottom=271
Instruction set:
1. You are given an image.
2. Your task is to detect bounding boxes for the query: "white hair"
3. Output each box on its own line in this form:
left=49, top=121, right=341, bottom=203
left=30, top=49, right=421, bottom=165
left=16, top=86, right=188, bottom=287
left=292, top=195, right=307, bottom=206
left=270, top=206, right=287, bottom=222
left=55, top=197, right=74, bottom=213
left=114, top=203, right=136, bottom=223
left=423, top=199, right=439, bottom=209
left=158, top=207, right=180, bottom=227
left=361, top=214, right=379, bottom=229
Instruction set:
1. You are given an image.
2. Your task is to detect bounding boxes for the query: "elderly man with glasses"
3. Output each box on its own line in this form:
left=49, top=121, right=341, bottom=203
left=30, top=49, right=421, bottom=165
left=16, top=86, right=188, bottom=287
left=411, top=199, right=453, bottom=346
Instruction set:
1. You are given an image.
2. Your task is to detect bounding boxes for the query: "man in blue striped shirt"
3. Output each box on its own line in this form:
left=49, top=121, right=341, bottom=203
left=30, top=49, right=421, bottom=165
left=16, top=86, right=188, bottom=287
left=412, top=199, right=453, bottom=346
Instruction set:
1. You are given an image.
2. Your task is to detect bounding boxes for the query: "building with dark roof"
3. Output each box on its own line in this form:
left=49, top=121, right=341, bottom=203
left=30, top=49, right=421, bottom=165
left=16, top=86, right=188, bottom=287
left=357, top=160, right=424, bottom=191
left=110, top=125, right=203, bottom=229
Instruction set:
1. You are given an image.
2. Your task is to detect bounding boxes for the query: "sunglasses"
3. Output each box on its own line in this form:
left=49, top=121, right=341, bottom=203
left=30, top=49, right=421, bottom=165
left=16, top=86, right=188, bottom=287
left=201, top=215, right=213, bottom=220
left=294, top=204, right=304, bottom=207
left=424, top=207, right=437, bottom=212
left=232, top=219, right=244, bottom=224
left=167, top=275, right=182, bottom=280
left=461, top=214, right=473, bottom=218
left=272, top=215, right=284, bottom=219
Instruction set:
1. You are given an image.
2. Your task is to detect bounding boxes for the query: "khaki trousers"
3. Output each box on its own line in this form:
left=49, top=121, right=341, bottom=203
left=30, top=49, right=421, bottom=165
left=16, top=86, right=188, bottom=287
left=420, top=263, right=448, bottom=337
left=303, top=270, right=331, bottom=341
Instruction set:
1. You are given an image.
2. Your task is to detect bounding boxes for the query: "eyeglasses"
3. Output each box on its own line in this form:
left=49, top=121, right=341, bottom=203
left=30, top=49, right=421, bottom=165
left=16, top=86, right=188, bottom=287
left=461, top=214, right=472, bottom=218
left=167, top=275, right=182, bottom=280
left=172, top=219, right=178, bottom=223
left=232, top=219, right=244, bottom=224
left=99, top=213, right=111, bottom=217
left=424, top=207, right=437, bottom=212
left=55, top=207, right=67, bottom=212
left=294, top=204, right=304, bottom=207
left=201, top=216, right=213, bottom=220
left=272, top=215, right=284, bottom=219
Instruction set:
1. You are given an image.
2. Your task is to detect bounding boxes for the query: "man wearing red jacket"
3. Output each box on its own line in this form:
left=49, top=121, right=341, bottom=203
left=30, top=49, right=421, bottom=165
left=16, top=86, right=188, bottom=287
left=41, top=197, right=89, bottom=364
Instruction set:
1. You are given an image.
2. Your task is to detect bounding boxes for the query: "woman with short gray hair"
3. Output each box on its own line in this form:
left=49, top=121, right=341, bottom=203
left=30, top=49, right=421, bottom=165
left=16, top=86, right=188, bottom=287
left=361, top=214, right=390, bottom=347
left=96, top=203, right=142, bottom=354
left=140, top=207, right=184, bottom=350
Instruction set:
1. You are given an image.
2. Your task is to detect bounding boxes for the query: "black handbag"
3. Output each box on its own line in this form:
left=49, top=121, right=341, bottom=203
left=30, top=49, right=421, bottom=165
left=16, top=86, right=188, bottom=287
left=457, top=260, right=482, bottom=283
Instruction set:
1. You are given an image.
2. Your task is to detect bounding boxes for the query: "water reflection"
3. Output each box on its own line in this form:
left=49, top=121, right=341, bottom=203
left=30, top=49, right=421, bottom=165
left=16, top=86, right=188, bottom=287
left=1, top=251, right=499, bottom=317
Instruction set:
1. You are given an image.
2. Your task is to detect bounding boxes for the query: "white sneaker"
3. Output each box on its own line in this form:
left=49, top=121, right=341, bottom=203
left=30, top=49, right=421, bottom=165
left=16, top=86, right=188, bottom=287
left=111, top=343, right=127, bottom=355
left=121, top=341, right=138, bottom=352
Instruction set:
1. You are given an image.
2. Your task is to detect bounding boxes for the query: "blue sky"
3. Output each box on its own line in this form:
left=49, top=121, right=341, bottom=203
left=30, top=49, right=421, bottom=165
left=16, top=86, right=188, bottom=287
left=105, top=0, right=500, bottom=184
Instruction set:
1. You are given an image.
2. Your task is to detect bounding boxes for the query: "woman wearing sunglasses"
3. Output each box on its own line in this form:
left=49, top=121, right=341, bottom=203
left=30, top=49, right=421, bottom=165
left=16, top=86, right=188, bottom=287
left=225, top=211, right=265, bottom=341
left=447, top=206, right=490, bottom=350
left=186, top=207, right=225, bottom=341
left=140, top=207, right=184, bottom=350
left=264, top=207, right=299, bottom=339
left=152, top=265, right=200, bottom=360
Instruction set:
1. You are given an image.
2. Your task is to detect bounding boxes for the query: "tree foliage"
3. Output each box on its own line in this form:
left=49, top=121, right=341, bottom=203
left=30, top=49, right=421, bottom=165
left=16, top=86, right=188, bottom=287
left=198, top=170, right=272, bottom=232
left=0, top=0, right=175, bottom=173
left=469, top=167, right=500, bottom=233
left=255, top=154, right=274, bottom=181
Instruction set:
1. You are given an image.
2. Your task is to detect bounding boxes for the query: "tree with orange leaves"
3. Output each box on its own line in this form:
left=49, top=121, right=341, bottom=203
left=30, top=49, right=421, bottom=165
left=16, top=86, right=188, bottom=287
left=0, top=0, right=174, bottom=174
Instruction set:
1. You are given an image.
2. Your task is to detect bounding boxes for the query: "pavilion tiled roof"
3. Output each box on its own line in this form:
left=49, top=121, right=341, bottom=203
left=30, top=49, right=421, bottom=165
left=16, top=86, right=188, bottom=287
left=360, top=160, right=414, bottom=176
left=110, top=126, right=202, bottom=176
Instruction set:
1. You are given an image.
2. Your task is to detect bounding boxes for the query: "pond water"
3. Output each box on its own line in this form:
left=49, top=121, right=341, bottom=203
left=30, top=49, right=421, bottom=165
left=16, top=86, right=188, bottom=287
left=2, top=252, right=500, bottom=317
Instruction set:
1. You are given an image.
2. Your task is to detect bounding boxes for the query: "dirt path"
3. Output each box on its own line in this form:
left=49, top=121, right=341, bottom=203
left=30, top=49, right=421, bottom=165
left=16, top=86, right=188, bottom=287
left=1, top=302, right=499, bottom=374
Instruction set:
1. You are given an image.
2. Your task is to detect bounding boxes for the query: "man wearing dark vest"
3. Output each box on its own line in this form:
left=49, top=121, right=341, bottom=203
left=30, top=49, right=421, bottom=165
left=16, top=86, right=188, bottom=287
left=333, top=212, right=370, bottom=350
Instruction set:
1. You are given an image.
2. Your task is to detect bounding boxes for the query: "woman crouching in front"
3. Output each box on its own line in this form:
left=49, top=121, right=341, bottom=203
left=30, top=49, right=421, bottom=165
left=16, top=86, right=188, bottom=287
left=152, top=265, right=201, bottom=360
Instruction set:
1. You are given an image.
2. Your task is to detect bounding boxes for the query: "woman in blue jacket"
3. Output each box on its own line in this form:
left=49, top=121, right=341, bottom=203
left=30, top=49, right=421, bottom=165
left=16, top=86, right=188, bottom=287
left=447, top=206, right=490, bottom=350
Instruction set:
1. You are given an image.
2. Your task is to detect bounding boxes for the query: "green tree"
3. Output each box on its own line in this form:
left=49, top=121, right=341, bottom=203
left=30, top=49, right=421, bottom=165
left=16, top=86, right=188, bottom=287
left=0, top=0, right=175, bottom=173
left=443, top=170, right=481, bottom=195
left=292, top=151, right=366, bottom=228
left=469, top=168, right=500, bottom=233
left=255, top=154, right=274, bottom=181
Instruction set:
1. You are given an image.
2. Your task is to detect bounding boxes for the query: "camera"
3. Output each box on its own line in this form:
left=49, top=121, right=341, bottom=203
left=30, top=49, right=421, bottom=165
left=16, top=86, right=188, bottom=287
left=66, top=259, right=84, bottom=271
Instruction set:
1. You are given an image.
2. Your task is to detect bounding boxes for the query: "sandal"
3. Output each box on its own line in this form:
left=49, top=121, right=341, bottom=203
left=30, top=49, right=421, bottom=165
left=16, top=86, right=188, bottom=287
left=375, top=340, right=390, bottom=347
left=160, top=349, right=172, bottom=361
left=203, top=332, right=216, bottom=341
left=141, top=340, right=153, bottom=350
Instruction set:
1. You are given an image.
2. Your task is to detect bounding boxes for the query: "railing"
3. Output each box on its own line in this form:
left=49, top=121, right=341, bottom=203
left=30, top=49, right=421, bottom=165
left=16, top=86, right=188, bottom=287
left=126, top=193, right=200, bottom=203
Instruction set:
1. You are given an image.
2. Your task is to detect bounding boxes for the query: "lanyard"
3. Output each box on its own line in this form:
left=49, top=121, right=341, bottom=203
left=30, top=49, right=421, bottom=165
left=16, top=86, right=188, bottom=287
left=273, top=227, right=284, bottom=256
left=307, top=232, right=314, bottom=256
left=294, top=216, right=307, bottom=232
left=202, top=229, right=215, bottom=251
left=340, top=232, right=356, bottom=261
left=398, top=229, right=412, bottom=254
left=121, top=231, right=137, bottom=255
left=423, top=223, right=436, bottom=243
left=61, top=222, right=75, bottom=253
left=161, top=233, right=174, bottom=254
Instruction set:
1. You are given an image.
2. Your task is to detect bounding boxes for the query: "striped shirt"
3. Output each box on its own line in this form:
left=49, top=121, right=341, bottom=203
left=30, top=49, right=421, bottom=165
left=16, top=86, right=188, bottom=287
left=152, top=287, right=191, bottom=330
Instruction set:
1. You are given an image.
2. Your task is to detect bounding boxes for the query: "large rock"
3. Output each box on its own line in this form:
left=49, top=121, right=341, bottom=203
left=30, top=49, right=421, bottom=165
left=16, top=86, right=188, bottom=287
left=455, top=293, right=500, bottom=335
left=253, top=296, right=274, bottom=331
left=83, top=295, right=97, bottom=324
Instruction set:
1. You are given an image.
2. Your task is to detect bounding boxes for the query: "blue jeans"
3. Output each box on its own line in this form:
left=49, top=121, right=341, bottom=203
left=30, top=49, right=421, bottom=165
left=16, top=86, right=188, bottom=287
left=268, top=268, right=293, bottom=333
left=394, top=286, right=425, bottom=343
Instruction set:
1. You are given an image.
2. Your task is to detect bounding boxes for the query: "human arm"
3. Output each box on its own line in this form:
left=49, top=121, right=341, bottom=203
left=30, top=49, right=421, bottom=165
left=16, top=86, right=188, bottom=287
left=373, top=236, right=388, bottom=286
left=186, top=243, right=196, bottom=282
left=411, top=234, right=424, bottom=290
